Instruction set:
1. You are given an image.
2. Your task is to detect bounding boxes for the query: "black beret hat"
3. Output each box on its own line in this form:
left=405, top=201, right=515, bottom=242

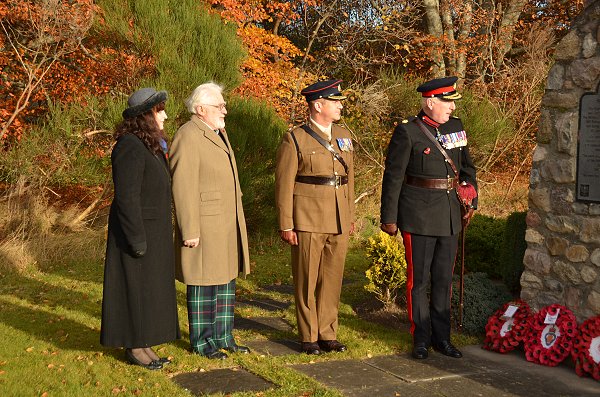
left=122, top=87, right=168, bottom=119
left=301, top=79, right=347, bottom=102
left=417, top=76, right=462, bottom=100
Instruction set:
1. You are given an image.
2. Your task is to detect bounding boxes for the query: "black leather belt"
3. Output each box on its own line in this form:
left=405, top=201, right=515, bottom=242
left=296, top=175, right=348, bottom=187
left=405, top=175, right=458, bottom=190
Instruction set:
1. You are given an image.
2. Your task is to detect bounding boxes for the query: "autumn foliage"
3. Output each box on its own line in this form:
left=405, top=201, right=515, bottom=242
left=206, top=0, right=318, bottom=122
left=0, top=0, right=155, bottom=142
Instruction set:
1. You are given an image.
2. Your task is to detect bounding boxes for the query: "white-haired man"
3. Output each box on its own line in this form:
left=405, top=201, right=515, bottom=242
left=170, top=82, right=250, bottom=359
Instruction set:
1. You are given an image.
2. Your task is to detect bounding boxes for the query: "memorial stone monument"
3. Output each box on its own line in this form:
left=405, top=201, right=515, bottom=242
left=523, top=0, right=600, bottom=320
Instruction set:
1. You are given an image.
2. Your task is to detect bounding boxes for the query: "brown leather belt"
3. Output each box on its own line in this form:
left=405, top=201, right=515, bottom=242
left=405, top=175, right=459, bottom=190
left=296, top=175, right=348, bottom=187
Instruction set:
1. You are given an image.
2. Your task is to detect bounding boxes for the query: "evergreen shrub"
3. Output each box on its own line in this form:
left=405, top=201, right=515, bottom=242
left=364, top=231, right=407, bottom=308
left=451, top=272, right=512, bottom=335
left=500, top=211, right=527, bottom=294
left=225, top=97, right=285, bottom=233
left=97, top=0, right=245, bottom=126
left=0, top=98, right=113, bottom=186
left=462, top=214, right=506, bottom=278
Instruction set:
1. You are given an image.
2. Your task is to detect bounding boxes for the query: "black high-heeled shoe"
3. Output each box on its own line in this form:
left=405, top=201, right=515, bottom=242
left=156, top=357, right=171, bottom=365
left=125, top=349, right=163, bottom=370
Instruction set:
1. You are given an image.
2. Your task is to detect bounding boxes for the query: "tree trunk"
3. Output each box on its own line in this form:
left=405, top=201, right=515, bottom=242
left=422, top=0, right=446, bottom=77
left=495, top=0, right=528, bottom=70
left=440, top=0, right=456, bottom=76
left=456, top=1, right=473, bottom=80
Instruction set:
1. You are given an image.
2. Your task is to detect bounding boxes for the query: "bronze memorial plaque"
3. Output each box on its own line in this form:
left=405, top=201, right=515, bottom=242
left=577, top=87, right=600, bottom=203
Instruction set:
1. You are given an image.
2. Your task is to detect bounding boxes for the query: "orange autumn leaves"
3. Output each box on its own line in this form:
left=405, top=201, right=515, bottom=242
left=0, top=0, right=154, bottom=142
left=207, top=0, right=318, bottom=122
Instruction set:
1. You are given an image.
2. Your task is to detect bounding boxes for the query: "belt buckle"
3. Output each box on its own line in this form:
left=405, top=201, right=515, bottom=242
left=335, top=175, right=342, bottom=188
left=447, top=177, right=454, bottom=190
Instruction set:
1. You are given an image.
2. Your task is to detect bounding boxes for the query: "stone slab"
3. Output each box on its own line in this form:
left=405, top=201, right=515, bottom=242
left=246, top=339, right=301, bottom=356
left=237, top=296, right=291, bottom=311
left=235, top=316, right=292, bottom=332
left=291, top=359, right=436, bottom=397
left=366, top=353, right=483, bottom=383
left=172, top=367, right=275, bottom=396
left=462, top=346, right=600, bottom=396
left=262, top=284, right=295, bottom=295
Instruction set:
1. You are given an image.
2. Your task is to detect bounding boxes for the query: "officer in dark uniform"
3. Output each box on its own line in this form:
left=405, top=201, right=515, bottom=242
left=380, top=77, right=477, bottom=359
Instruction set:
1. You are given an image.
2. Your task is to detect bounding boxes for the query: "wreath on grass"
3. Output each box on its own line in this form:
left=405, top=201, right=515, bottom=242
left=524, top=304, right=578, bottom=367
left=572, top=315, right=600, bottom=380
left=483, top=300, right=532, bottom=353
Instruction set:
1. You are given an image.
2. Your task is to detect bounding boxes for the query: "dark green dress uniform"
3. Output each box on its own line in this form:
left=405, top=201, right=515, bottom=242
left=380, top=110, right=477, bottom=347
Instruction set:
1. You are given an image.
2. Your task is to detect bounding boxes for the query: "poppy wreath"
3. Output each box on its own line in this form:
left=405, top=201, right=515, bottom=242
left=571, top=315, right=600, bottom=380
left=483, top=300, right=532, bottom=353
left=524, top=304, right=578, bottom=367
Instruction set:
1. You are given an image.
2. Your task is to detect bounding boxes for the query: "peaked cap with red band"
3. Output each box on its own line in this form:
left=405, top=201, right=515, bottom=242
left=301, top=79, right=347, bottom=102
left=417, top=76, right=462, bottom=100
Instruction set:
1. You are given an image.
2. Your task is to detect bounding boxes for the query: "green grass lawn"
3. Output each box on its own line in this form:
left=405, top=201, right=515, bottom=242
left=0, top=236, right=477, bottom=396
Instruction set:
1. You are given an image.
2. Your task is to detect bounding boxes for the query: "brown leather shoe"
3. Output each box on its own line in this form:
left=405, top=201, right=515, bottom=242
left=301, top=342, right=321, bottom=355
left=318, top=340, right=347, bottom=352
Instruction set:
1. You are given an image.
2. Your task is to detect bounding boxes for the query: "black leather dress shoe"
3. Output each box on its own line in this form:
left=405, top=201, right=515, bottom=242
left=318, top=340, right=347, bottom=352
left=301, top=342, right=321, bottom=355
left=205, top=350, right=228, bottom=360
left=157, top=357, right=171, bottom=365
left=125, top=349, right=163, bottom=370
left=224, top=344, right=250, bottom=354
left=411, top=343, right=429, bottom=359
left=434, top=341, right=462, bottom=358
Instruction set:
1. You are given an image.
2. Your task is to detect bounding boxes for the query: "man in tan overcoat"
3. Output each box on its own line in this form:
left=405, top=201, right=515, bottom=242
left=275, top=79, right=355, bottom=355
left=170, top=82, right=250, bottom=360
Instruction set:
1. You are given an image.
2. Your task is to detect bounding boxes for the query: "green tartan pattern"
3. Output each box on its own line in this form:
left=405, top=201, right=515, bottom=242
left=187, top=280, right=236, bottom=354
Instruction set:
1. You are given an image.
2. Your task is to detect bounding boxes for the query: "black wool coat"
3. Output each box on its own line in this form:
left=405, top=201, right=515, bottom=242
left=380, top=113, right=478, bottom=236
left=101, top=133, right=180, bottom=348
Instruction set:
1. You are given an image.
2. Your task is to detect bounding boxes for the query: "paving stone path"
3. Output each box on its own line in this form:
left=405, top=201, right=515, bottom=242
left=173, top=294, right=600, bottom=396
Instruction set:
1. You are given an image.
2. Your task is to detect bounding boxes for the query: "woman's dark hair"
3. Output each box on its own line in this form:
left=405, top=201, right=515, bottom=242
left=114, top=102, right=166, bottom=155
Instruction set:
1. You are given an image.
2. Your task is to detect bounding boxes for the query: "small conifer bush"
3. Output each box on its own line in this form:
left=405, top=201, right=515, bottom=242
left=364, top=231, right=407, bottom=308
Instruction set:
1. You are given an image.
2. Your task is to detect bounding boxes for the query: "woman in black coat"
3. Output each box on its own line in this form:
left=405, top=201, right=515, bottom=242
left=100, top=88, right=180, bottom=370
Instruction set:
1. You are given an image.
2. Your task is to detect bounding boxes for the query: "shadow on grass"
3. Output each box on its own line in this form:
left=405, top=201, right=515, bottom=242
left=0, top=271, right=102, bottom=322
left=0, top=300, right=100, bottom=352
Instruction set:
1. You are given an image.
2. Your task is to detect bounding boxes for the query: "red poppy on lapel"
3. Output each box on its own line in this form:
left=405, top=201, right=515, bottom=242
left=423, top=147, right=431, bottom=154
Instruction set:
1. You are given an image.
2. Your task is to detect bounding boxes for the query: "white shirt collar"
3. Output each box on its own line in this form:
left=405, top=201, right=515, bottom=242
left=309, top=118, right=332, bottom=140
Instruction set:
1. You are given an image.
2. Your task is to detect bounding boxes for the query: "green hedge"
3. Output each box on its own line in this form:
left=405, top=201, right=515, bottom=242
left=500, top=211, right=527, bottom=294
left=463, top=214, right=506, bottom=278
left=225, top=97, right=285, bottom=234
left=451, top=272, right=513, bottom=335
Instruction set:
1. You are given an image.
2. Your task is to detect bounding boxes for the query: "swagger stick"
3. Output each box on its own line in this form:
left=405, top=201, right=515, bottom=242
left=458, top=226, right=466, bottom=333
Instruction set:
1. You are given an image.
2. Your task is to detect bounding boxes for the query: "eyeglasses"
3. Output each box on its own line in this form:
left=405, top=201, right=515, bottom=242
left=202, top=103, right=227, bottom=111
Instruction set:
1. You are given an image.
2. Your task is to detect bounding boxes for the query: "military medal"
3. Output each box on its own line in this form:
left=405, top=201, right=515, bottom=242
left=336, top=138, right=353, bottom=152
left=438, top=130, right=468, bottom=149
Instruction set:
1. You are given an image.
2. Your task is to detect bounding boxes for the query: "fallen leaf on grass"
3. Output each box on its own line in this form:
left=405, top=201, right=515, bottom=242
left=0, top=370, right=6, bottom=375
left=41, top=392, right=48, bottom=397
left=26, top=347, right=34, bottom=352
left=47, top=364, right=55, bottom=369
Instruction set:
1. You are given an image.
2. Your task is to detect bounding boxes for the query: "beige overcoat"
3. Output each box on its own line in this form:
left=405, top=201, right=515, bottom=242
left=170, top=115, right=250, bottom=286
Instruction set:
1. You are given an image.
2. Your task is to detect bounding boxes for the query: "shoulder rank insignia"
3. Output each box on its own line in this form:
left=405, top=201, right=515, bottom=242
left=336, top=138, right=353, bottom=152
left=437, top=130, right=468, bottom=149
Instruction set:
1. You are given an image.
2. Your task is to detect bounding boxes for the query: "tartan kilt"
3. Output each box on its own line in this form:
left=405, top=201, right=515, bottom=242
left=187, top=279, right=236, bottom=354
